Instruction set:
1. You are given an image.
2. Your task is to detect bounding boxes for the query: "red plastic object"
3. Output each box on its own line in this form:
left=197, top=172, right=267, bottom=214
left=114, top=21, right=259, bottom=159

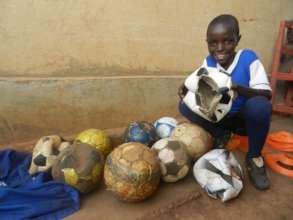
left=226, top=135, right=269, bottom=153
left=270, top=20, right=293, bottom=115
left=263, top=153, right=293, bottom=177
left=266, top=131, right=293, bottom=151
left=264, top=131, right=293, bottom=177
left=227, top=135, right=249, bottom=152
left=227, top=131, right=293, bottom=177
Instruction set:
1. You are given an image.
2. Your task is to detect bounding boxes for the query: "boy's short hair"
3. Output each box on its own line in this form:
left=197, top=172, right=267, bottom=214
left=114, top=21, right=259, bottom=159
left=207, top=14, right=240, bottom=36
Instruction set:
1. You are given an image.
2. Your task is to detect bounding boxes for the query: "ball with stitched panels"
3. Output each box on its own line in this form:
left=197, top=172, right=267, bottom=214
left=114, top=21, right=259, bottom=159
left=104, top=142, right=161, bottom=202
left=124, top=121, right=158, bottom=147
left=151, top=138, right=191, bottom=182
left=171, top=122, right=213, bottom=161
left=154, top=117, right=178, bottom=139
left=75, top=128, right=112, bottom=158
left=51, top=142, right=104, bottom=194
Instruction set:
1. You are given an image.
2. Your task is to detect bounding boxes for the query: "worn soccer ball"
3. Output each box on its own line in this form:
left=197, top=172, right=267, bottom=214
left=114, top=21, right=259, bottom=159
left=124, top=121, right=158, bottom=147
left=51, top=142, right=104, bottom=194
left=193, top=149, right=243, bottom=202
left=154, top=117, right=178, bottom=139
left=151, top=138, right=191, bottom=182
left=104, top=142, right=161, bottom=202
left=171, top=122, right=212, bottom=161
left=29, top=135, right=71, bottom=175
left=75, top=128, right=112, bottom=157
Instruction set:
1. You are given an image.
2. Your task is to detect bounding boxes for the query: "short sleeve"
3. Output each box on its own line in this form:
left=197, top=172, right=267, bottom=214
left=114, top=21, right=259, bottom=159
left=249, top=59, right=271, bottom=90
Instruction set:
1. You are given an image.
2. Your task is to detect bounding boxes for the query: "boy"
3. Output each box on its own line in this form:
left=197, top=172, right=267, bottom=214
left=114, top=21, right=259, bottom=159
left=178, top=14, right=272, bottom=190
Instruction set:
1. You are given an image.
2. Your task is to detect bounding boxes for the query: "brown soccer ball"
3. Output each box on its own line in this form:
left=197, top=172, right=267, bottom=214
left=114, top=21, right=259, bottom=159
left=51, top=142, right=104, bottom=194
left=104, top=142, right=161, bottom=202
left=171, top=122, right=212, bottom=161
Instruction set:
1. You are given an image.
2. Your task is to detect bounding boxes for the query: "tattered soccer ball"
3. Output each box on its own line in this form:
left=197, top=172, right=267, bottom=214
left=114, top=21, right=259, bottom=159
left=193, top=149, right=243, bottom=202
left=152, top=138, right=191, bottom=182
left=183, top=67, right=235, bottom=122
left=171, top=122, right=212, bottom=161
left=29, top=135, right=71, bottom=175
left=52, top=142, right=104, bottom=194
left=104, top=142, right=161, bottom=202
left=154, top=117, right=178, bottom=139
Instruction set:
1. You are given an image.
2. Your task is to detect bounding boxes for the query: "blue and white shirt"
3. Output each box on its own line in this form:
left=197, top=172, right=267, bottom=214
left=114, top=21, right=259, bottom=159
left=185, top=49, right=271, bottom=113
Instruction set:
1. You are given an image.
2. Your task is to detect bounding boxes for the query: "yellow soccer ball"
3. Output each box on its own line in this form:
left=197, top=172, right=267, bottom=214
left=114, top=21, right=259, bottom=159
left=75, top=128, right=112, bottom=157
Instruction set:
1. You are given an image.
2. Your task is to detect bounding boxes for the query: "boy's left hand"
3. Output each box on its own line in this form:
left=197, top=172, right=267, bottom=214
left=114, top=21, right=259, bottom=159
left=231, top=82, right=238, bottom=91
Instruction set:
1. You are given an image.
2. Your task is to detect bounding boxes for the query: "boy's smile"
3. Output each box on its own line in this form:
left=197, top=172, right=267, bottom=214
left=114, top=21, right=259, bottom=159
left=206, top=23, right=240, bottom=69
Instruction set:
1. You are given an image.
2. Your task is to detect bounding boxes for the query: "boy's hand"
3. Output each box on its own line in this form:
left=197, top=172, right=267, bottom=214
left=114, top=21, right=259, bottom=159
left=230, top=82, right=238, bottom=100
left=178, top=83, right=188, bottom=100
left=231, top=82, right=238, bottom=91
left=218, top=87, right=229, bottom=95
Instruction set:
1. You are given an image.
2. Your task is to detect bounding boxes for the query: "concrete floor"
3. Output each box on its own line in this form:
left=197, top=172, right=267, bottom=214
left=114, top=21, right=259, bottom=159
left=65, top=114, right=293, bottom=220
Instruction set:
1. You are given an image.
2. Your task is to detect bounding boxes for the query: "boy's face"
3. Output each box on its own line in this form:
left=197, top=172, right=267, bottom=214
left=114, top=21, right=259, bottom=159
left=206, top=23, right=240, bottom=69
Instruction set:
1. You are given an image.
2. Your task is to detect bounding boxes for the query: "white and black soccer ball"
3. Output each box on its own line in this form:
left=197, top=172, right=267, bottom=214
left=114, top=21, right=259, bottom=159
left=154, top=117, right=178, bottom=139
left=193, top=149, right=243, bottom=202
left=29, top=135, right=71, bottom=175
left=151, top=137, right=191, bottom=182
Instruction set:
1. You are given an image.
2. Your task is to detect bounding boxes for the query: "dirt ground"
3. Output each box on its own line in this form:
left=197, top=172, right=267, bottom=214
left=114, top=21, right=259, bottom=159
left=65, top=115, right=293, bottom=220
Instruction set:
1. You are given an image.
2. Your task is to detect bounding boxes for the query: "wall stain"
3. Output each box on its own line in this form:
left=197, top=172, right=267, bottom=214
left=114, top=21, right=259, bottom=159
left=0, top=58, right=188, bottom=78
left=241, top=18, right=257, bottom=22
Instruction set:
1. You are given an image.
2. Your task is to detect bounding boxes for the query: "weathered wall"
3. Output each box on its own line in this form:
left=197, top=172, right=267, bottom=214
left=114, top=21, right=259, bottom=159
left=0, top=0, right=292, bottom=76
left=0, top=0, right=292, bottom=145
left=0, top=76, right=183, bottom=145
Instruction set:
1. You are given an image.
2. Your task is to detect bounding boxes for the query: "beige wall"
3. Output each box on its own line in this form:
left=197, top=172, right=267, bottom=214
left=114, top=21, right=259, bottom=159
left=0, top=0, right=292, bottom=146
left=0, top=0, right=292, bottom=77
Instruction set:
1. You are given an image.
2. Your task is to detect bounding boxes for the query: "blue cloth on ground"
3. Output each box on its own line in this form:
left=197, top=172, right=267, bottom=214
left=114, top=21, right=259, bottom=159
left=0, top=149, right=80, bottom=220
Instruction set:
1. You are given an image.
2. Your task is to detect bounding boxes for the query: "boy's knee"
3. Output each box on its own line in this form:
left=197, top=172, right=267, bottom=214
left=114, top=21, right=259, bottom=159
left=244, top=96, right=272, bottom=122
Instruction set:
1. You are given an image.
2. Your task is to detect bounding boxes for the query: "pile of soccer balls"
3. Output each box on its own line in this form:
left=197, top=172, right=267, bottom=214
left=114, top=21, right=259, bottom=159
left=28, top=116, right=242, bottom=202
left=29, top=129, right=112, bottom=194
left=152, top=117, right=213, bottom=183
left=121, top=117, right=213, bottom=184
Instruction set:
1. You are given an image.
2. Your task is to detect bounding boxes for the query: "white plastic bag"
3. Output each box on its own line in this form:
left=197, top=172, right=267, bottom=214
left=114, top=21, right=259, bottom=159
left=193, top=149, right=243, bottom=202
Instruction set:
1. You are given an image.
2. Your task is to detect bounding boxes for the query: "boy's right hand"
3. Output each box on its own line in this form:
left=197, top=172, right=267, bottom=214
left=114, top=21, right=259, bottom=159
left=178, top=83, right=188, bottom=100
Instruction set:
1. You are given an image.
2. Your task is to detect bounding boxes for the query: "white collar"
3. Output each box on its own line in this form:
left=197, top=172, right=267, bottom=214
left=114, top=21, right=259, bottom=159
left=217, top=50, right=243, bottom=74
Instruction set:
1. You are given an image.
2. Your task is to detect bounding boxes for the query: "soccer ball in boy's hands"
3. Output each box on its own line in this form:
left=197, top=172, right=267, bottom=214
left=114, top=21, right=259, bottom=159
left=152, top=138, right=191, bottom=182
left=154, top=117, right=178, bottom=139
left=183, top=67, right=234, bottom=122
